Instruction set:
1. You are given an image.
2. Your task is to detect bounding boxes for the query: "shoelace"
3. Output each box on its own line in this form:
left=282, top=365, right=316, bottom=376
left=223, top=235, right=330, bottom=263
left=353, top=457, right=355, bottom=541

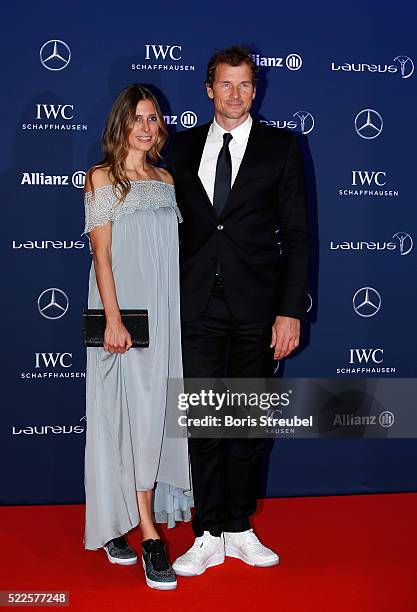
left=183, top=534, right=216, bottom=560
left=242, top=530, right=265, bottom=552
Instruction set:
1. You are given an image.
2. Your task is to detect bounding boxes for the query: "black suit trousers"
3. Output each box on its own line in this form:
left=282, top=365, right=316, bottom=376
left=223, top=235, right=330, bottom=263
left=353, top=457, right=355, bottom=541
left=181, top=289, right=273, bottom=537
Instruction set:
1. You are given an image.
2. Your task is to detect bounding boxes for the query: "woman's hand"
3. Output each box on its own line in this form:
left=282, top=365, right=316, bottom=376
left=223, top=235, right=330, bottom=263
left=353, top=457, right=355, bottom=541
left=104, top=318, right=133, bottom=353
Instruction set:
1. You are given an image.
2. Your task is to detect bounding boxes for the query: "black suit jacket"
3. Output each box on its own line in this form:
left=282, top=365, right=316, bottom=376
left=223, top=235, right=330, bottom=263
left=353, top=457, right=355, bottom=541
left=167, top=119, right=309, bottom=323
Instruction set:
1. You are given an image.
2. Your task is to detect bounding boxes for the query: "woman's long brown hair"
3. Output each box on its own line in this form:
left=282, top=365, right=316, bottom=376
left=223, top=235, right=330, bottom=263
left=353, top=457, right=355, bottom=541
left=87, top=84, right=169, bottom=202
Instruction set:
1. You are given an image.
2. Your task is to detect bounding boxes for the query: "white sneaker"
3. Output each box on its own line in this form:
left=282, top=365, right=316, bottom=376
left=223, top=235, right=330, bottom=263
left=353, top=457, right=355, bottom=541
left=224, top=529, right=279, bottom=567
left=172, top=532, right=225, bottom=576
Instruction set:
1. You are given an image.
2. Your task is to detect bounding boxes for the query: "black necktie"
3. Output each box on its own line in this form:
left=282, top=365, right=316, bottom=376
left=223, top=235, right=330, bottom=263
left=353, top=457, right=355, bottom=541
left=213, top=132, right=233, bottom=217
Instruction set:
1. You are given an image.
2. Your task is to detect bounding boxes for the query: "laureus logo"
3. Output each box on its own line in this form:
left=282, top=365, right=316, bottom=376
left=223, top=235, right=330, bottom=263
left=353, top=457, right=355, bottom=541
left=393, top=56, right=414, bottom=78
left=331, top=55, right=414, bottom=79
left=293, top=111, right=314, bottom=135
left=329, top=232, right=413, bottom=255
left=392, top=232, right=413, bottom=255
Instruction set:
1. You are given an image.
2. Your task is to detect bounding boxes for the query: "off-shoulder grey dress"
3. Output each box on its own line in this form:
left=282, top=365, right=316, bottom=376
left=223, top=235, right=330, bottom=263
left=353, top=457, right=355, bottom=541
left=83, top=180, right=191, bottom=550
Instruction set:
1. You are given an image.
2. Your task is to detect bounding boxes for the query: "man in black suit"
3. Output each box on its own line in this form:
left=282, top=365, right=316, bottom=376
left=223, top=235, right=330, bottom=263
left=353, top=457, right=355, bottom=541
left=168, top=46, right=308, bottom=576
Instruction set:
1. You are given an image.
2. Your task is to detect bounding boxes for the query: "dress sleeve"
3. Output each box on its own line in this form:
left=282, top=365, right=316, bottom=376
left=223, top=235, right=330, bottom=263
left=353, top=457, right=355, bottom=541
left=83, top=187, right=118, bottom=234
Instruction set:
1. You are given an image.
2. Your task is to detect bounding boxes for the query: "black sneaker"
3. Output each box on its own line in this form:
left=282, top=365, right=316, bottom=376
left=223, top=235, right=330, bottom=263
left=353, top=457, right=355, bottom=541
left=142, top=539, right=177, bottom=590
left=104, top=536, right=137, bottom=565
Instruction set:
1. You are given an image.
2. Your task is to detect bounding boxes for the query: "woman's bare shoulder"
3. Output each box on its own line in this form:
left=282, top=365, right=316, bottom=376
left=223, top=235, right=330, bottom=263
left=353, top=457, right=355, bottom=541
left=155, top=166, right=174, bottom=185
left=85, top=166, right=112, bottom=192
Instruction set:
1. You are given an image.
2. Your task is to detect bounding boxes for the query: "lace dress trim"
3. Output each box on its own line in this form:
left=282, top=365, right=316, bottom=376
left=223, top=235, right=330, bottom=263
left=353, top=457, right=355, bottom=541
left=83, top=180, right=182, bottom=234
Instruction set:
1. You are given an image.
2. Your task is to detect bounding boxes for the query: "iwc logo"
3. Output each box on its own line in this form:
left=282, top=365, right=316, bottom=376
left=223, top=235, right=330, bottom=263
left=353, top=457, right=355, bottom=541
left=21, top=104, right=87, bottom=132
left=338, top=169, right=399, bottom=198
left=336, top=347, right=396, bottom=376
left=20, top=352, right=85, bottom=381
left=132, top=44, right=195, bottom=71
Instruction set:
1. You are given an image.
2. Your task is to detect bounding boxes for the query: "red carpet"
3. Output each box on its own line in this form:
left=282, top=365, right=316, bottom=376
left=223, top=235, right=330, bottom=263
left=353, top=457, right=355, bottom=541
left=1, top=494, right=416, bottom=611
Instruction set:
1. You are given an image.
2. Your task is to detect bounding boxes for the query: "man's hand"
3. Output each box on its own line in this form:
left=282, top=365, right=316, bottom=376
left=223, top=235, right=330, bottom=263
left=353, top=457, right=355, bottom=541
left=270, top=316, right=300, bottom=360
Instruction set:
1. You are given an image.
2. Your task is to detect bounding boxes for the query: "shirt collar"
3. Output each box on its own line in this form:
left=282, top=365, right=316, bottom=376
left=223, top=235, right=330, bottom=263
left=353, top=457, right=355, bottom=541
left=210, top=114, right=253, bottom=146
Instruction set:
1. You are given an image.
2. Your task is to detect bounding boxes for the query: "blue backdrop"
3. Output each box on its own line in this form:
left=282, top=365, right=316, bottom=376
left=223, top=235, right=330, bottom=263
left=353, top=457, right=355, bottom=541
left=1, top=0, right=416, bottom=505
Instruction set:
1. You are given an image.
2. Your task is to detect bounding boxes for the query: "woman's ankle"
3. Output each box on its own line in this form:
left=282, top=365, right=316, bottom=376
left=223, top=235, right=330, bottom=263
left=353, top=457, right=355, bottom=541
left=140, top=529, right=160, bottom=542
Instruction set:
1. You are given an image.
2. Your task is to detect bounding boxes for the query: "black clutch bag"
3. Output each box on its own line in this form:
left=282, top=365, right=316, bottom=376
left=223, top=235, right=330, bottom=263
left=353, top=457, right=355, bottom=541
left=83, top=309, right=149, bottom=348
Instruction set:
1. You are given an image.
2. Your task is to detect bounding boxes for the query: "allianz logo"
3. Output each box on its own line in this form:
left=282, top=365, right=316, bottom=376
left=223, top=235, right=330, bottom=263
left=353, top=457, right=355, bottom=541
left=251, top=53, right=302, bottom=70
left=12, top=240, right=85, bottom=250
left=331, top=56, right=414, bottom=79
left=21, top=171, right=85, bottom=188
left=330, top=232, right=413, bottom=255
left=333, top=412, right=395, bottom=428
left=163, top=111, right=198, bottom=128
left=333, top=415, right=378, bottom=426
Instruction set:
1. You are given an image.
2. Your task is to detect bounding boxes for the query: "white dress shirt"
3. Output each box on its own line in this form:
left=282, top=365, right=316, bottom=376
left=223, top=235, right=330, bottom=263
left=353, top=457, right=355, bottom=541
left=198, top=114, right=253, bottom=204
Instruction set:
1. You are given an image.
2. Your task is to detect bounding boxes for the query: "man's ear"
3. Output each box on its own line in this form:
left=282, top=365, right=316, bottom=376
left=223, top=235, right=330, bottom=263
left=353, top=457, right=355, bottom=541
left=252, top=87, right=256, bottom=100
left=206, top=84, right=214, bottom=100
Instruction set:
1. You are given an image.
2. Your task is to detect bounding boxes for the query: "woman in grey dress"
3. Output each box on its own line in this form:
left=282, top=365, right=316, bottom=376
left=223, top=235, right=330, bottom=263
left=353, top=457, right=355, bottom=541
left=83, top=84, right=191, bottom=590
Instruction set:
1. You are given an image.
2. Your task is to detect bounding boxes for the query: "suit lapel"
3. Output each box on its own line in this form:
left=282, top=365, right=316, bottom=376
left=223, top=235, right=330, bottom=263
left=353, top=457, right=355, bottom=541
left=224, top=120, right=261, bottom=210
left=185, top=122, right=214, bottom=212
left=187, top=122, right=211, bottom=175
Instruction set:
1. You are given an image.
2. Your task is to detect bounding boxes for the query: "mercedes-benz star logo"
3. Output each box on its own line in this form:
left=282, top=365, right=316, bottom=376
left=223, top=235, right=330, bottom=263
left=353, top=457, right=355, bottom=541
left=355, top=109, right=383, bottom=139
left=40, top=40, right=71, bottom=71
left=293, top=111, right=315, bottom=134
left=352, top=287, right=381, bottom=318
left=38, top=288, right=69, bottom=320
